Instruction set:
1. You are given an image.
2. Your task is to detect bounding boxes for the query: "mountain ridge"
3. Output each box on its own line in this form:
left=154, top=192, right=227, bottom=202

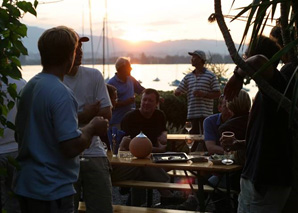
left=23, top=26, right=234, bottom=59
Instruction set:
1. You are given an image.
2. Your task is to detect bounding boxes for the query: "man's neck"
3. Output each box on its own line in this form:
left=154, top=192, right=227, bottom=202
left=42, top=66, right=66, bottom=81
left=117, top=73, right=127, bottom=82
left=67, top=65, right=80, bottom=76
left=194, top=66, right=204, bottom=74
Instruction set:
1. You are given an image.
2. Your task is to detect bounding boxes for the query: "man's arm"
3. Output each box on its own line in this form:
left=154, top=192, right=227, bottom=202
left=59, top=116, right=108, bottom=158
left=97, top=106, right=112, bottom=120
left=224, top=54, right=275, bottom=101
left=157, top=131, right=167, bottom=146
left=205, top=140, right=224, bottom=155
left=174, top=88, right=182, bottom=96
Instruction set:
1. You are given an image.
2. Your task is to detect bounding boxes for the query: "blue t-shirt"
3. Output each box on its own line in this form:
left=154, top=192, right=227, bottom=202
left=15, top=73, right=81, bottom=201
left=108, top=74, right=144, bottom=125
left=203, top=113, right=222, bottom=145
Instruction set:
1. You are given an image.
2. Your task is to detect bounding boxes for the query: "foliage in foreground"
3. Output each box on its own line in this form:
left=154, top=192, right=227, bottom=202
left=0, top=0, right=38, bottom=136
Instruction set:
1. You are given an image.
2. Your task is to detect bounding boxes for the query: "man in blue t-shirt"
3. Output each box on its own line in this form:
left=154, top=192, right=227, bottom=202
left=14, top=26, right=108, bottom=213
left=108, top=57, right=144, bottom=128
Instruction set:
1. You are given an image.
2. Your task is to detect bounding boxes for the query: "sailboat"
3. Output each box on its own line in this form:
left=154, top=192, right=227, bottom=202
left=169, top=64, right=180, bottom=86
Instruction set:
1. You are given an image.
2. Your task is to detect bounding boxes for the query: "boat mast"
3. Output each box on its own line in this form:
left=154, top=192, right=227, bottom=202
left=102, top=0, right=108, bottom=77
left=88, top=0, right=95, bottom=67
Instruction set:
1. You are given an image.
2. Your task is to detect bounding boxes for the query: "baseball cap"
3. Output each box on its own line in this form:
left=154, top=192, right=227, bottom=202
left=188, top=50, right=206, bottom=61
left=79, top=36, right=89, bottom=42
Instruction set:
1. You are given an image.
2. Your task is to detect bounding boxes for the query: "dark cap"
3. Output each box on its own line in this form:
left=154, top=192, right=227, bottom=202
left=188, top=50, right=206, bottom=61
left=79, top=36, right=89, bottom=42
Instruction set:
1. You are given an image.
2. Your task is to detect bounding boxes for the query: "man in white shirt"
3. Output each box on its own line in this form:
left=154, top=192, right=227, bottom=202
left=63, top=34, right=113, bottom=213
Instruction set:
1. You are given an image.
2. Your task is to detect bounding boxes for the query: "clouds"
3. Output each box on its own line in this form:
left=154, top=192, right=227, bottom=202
left=21, top=0, right=276, bottom=43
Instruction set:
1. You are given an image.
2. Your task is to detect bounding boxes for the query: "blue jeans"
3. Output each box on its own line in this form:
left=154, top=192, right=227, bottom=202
left=74, top=157, right=113, bottom=213
left=238, top=178, right=291, bottom=213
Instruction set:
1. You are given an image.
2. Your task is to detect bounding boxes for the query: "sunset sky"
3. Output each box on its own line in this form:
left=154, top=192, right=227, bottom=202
left=22, top=0, right=278, bottom=44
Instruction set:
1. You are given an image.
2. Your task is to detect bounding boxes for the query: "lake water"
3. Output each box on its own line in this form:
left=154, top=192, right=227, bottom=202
left=21, top=63, right=259, bottom=99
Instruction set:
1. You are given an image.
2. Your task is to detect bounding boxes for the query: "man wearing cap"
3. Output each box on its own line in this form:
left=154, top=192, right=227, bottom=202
left=64, top=34, right=113, bottom=213
left=174, top=50, right=220, bottom=148
left=108, top=57, right=145, bottom=129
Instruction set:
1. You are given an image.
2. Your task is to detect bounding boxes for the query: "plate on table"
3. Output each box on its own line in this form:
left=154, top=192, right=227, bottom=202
left=151, top=152, right=189, bottom=163
left=209, top=154, right=225, bottom=165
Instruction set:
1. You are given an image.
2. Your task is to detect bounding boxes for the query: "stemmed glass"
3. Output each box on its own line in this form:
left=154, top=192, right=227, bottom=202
left=185, top=121, right=192, bottom=134
left=80, top=152, right=89, bottom=162
left=221, top=131, right=234, bottom=165
left=185, top=135, right=195, bottom=153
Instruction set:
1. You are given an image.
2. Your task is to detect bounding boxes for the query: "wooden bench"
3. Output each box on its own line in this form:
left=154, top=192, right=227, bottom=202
left=113, top=180, right=213, bottom=192
left=78, top=202, right=203, bottom=212
left=167, top=170, right=195, bottom=178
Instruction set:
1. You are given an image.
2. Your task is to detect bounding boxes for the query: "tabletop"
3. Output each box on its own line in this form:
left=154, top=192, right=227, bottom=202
left=167, top=134, right=204, bottom=141
left=108, top=151, right=241, bottom=173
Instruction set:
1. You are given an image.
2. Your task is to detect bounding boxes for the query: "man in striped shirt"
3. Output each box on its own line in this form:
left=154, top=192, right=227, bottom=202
left=174, top=50, right=220, bottom=145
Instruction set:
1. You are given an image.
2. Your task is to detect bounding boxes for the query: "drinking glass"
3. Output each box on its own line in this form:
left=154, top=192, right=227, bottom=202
left=221, top=131, right=234, bottom=165
left=80, top=152, right=89, bottom=162
left=185, top=121, right=192, bottom=134
left=185, top=135, right=195, bottom=153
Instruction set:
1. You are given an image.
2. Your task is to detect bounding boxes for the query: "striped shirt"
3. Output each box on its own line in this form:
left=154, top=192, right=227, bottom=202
left=177, top=68, right=220, bottom=119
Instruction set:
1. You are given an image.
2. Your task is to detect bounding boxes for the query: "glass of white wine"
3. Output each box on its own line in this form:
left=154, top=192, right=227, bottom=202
left=221, top=131, right=234, bottom=165
left=185, top=121, right=192, bottom=134
left=185, top=135, right=195, bottom=153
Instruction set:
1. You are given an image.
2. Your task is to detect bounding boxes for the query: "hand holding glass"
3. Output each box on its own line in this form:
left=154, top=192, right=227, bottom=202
left=185, top=121, right=192, bottom=133
left=221, top=131, right=234, bottom=165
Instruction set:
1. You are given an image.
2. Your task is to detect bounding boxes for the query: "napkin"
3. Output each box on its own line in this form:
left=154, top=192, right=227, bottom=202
left=107, top=127, right=125, bottom=155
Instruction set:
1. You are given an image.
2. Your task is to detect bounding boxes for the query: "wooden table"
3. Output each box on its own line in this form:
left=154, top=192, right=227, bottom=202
left=167, top=134, right=204, bottom=141
left=108, top=151, right=241, bottom=211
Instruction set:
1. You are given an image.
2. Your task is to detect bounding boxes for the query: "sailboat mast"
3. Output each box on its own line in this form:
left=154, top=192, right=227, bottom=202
left=88, top=0, right=95, bottom=67
left=102, top=0, right=108, bottom=78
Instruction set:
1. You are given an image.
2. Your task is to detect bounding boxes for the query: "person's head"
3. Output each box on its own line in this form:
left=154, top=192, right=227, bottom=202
left=270, top=26, right=290, bottom=64
left=106, top=84, right=117, bottom=108
left=115, top=57, right=132, bottom=78
left=38, top=26, right=78, bottom=72
left=220, top=96, right=233, bottom=122
left=140, top=88, right=159, bottom=117
left=73, top=35, right=89, bottom=67
left=227, top=89, right=251, bottom=116
left=188, top=50, right=206, bottom=67
left=245, top=35, right=281, bottom=68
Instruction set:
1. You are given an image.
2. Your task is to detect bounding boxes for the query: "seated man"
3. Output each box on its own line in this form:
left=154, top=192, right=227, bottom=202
left=120, top=88, right=167, bottom=153
left=204, top=95, right=232, bottom=155
left=111, top=88, right=183, bottom=206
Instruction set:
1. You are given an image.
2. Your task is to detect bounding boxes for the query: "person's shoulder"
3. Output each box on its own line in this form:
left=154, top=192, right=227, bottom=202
left=204, top=68, right=216, bottom=76
left=204, top=113, right=220, bottom=122
left=80, top=66, right=103, bottom=76
left=122, top=109, right=139, bottom=121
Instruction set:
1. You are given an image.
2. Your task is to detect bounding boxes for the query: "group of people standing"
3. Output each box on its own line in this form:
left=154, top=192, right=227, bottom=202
left=0, top=23, right=296, bottom=213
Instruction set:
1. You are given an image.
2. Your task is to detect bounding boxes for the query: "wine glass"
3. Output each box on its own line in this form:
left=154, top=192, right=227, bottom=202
left=185, top=121, right=192, bottom=134
left=185, top=135, right=195, bottom=153
left=221, top=131, right=234, bottom=165
left=80, top=151, right=89, bottom=162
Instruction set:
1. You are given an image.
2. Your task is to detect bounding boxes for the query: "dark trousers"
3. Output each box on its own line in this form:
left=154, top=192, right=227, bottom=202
left=18, top=195, right=74, bottom=213
left=189, top=117, right=206, bottom=152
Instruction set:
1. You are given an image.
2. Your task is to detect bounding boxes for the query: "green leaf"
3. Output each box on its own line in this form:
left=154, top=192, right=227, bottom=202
left=34, top=0, right=39, bottom=8
left=7, top=156, right=21, bottom=170
left=6, top=120, right=15, bottom=130
left=13, top=40, right=28, bottom=55
left=0, top=104, right=8, bottom=117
